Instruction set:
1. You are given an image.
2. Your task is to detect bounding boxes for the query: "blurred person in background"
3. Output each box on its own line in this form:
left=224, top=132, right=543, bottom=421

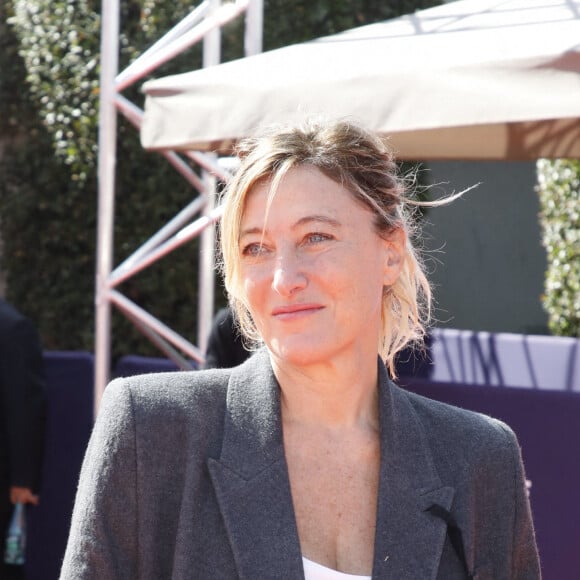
left=203, top=306, right=252, bottom=369
left=0, top=298, right=46, bottom=580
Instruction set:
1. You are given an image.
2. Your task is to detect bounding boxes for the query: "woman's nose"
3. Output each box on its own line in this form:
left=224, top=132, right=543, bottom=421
left=272, top=251, right=307, bottom=297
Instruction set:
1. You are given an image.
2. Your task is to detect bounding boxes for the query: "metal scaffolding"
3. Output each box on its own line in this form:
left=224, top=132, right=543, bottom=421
left=95, top=0, right=263, bottom=414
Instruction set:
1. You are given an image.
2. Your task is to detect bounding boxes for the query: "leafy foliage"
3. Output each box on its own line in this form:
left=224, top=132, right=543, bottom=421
left=2, top=0, right=201, bottom=357
left=0, top=0, right=441, bottom=358
left=537, top=160, right=580, bottom=337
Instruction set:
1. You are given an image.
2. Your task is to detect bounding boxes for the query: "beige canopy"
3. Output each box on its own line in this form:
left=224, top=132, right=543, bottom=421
left=140, top=0, right=580, bottom=160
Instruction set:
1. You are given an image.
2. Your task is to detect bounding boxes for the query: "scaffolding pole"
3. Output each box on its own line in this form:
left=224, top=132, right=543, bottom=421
left=197, top=0, right=221, bottom=354
left=94, top=0, right=120, bottom=416
left=94, top=0, right=263, bottom=413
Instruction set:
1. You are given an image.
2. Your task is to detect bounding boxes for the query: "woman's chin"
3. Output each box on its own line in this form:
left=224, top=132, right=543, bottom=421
left=267, top=337, right=335, bottom=367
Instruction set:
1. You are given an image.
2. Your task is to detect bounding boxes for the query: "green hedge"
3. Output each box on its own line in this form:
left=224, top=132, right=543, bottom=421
left=537, top=160, right=580, bottom=337
left=0, top=0, right=441, bottom=358
left=2, top=0, right=201, bottom=358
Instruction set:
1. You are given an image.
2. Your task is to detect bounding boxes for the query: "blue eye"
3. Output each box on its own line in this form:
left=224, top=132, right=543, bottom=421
left=242, top=243, right=267, bottom=257
left=307, top=233, right=331, bottom=244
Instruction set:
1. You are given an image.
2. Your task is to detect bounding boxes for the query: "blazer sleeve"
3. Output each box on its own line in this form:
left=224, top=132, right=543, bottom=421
left=60, top=379, right=138, bottom=579
left=499, top=422, right=542, bottom=579
left=0, top=315, right=46, bottom=490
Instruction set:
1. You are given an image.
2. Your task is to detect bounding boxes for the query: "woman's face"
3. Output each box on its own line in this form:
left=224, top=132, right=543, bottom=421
left=238, top=165, right=403, bottom=368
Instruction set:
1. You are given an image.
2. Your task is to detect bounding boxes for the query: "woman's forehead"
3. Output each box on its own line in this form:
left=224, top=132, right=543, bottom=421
left=239, top=166, right=375, bottom=234
left=245, top=165, right=345, bottom=204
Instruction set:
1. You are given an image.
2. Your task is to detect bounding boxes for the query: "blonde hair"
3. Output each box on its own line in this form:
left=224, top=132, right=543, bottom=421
left=220, top=119, right=432, bottom=378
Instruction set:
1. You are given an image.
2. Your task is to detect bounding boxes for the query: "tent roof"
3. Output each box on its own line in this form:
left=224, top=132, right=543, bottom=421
left=141, top=0, right=580, bottom=160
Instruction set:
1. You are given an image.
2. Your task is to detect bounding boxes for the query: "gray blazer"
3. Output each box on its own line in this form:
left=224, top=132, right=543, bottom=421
left=60, top=350, right=540, bottom=579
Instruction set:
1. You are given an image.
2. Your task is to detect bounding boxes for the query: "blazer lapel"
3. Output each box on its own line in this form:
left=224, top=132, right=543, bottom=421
left=373, top=363, right=455, bottom=580
left=207, top=351, right=304, bottom=580
left=208, top=353, right=454, bottom=580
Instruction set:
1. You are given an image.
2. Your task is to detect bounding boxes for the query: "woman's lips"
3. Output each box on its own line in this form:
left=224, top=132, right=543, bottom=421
left=271, top=304, right=324, bottom=320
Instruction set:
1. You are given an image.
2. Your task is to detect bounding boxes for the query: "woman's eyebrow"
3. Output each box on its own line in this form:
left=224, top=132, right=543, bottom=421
left=294, top=215, right=341, bottom=229
left=239, top=226, right=265, bottom=239
left=240, top=215, right=341, bottom=239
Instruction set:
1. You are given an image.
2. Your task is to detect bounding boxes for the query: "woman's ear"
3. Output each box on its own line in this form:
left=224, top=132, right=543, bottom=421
left=383, top=227, right=406, bottom=286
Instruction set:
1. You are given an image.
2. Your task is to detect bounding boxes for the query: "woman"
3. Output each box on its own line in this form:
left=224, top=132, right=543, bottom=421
left=60, top=120, right=540, bottom=579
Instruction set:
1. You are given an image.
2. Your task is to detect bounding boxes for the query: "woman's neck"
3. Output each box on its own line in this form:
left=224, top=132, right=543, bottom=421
left=271, top=351, right=380, bottom=430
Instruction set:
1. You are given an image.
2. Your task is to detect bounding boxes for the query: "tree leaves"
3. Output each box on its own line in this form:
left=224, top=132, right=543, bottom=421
left=537, top=159, right=580, bottom=337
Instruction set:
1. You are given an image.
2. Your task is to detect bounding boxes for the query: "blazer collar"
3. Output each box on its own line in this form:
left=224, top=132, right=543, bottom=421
left=373, top=360, right=455, bottom=579
left=207, top=350, right=304, bottom=579
left=208, top=351, right=454, bottom=580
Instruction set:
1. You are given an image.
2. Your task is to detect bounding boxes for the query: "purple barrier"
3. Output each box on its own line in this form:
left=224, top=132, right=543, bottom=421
left=26, top=352, right=94, bottom=580
left=405, top=379, right=580, bottom=580
left=429, top=329, right=580, bottom=391
left=113, top=354, right=185, bottom=377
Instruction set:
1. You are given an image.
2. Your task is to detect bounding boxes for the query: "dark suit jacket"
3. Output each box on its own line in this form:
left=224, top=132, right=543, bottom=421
left=0, top=299, right=46, bottom=493
left=60, top=350, right=540, bottom=579
left=203, top=307, right=251, bottom=370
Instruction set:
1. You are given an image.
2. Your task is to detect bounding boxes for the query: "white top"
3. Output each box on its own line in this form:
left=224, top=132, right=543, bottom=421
left=302, top=557, right=372, bottom=580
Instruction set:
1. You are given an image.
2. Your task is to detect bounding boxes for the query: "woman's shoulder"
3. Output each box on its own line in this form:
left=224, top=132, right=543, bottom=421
left=404, top=385, right=510, bottom=428
left=102, top=367, right=233, bottom=420
left=395, top=385, right=520, bottom=464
